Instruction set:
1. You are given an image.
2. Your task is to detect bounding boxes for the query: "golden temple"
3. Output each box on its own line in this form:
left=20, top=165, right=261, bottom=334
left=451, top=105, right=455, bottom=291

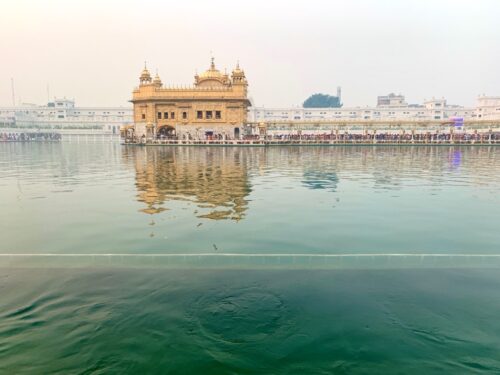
left=130, top=58, right=250, bottom=141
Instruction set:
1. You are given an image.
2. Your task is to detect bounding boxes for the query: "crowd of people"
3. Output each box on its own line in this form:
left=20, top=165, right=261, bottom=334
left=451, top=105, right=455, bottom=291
left=127, top=131, right=499, bottom=144
left=264, top=132, right=498, bottom=143
left=156, top=133, right=234, bottom=141
left=1, top=132, right=62, bottom=142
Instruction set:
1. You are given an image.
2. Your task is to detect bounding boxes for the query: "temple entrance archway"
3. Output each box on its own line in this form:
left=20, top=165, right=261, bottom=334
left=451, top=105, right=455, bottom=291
left=158, top=125, right=176, bottom=138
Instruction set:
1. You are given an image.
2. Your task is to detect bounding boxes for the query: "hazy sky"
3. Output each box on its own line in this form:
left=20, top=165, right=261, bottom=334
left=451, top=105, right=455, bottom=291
left=1, top=0, right=499, bottom=108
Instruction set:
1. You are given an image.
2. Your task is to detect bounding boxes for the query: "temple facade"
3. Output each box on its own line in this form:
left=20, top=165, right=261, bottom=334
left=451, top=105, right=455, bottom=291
left=130, top=58, right=251, bottom=140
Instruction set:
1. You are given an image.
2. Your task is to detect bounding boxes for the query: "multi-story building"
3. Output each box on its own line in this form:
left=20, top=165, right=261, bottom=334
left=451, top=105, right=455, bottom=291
left=0, top=98, right=132, bottom=134
left=377, top=93, right=407, bottom=107
left=249, top=96, right=477, bottom=123
left=130, top=58, right=251, bottom=140
left=476, top=95, right=500, bottom=119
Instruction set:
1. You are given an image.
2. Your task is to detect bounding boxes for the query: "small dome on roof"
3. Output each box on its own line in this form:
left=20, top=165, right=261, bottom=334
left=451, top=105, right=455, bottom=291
left=140, top=62, right=152, bottom=83
left=153, top=71, right=162, bottom=85
left=199, top=57, right=223, bottom=79
left=232, top=61, right=243, bottom=75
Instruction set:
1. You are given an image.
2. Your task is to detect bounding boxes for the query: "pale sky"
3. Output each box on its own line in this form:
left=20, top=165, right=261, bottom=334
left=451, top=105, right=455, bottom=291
left=1, top=0, right=499, bottom=108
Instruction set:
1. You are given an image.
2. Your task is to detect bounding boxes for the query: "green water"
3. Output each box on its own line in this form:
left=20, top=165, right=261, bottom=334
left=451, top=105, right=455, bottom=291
left=1, top=143, right=500, bottom=373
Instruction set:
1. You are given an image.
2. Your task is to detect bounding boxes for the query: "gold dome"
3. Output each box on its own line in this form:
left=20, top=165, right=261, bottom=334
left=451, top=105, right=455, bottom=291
left=140, top=61, right=152, bottom=80
left=199, top=57, right=223, bottom=79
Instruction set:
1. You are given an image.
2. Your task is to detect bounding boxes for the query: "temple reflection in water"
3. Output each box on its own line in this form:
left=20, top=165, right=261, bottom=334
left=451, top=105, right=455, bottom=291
left=123, top=145, right=500, bottom=221
left=124, top=146, right=252, bottom=220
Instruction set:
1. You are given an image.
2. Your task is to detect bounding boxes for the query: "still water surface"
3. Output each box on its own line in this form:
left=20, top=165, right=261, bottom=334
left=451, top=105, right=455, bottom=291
left=1, top=143, right=500, bottom=373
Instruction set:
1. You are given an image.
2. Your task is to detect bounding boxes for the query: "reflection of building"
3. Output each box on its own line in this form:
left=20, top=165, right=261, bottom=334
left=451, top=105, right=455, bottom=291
left=128, top=146, right=251, bottom=220
left=130, top=58, right=251, bottom=140
left=124, top=146, right=500, bottom=221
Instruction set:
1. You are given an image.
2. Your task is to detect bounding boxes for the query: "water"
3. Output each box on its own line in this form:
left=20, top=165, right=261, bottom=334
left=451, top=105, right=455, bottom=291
left=1, top=143, right=500, bottom=373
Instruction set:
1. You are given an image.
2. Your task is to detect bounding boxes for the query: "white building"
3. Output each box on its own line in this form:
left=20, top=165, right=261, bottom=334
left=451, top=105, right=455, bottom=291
left=476, top=95, right=500, bottom=120
left=249, top=95, right=481, bottom=123
left=2, top=95, right=499, bottom=135
left=377, top=93, right=407, bottom=107
left=0, top=98, right=133, bottom=134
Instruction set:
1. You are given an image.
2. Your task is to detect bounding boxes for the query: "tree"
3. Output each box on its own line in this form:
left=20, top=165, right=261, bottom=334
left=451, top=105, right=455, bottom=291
left=303, top=93, right=342, bottom=108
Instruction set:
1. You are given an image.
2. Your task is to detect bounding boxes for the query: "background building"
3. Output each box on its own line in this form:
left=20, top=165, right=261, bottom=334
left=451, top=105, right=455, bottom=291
left=377, top=93, right=407, bottom=107
left=0, top=98, right=132, bottom=134
left=476, top=95, right=500, bottom=119
left=249, top=95, right=480, bottom=122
